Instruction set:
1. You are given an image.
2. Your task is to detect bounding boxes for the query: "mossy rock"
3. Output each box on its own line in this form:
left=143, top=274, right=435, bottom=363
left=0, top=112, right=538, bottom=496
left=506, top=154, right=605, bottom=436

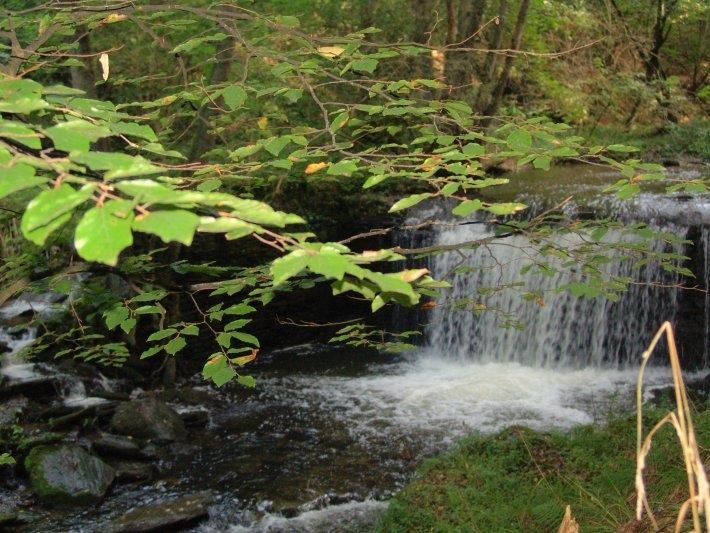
left=110, top=399, right=187, bottom=443
left=24, top=444, right=115, bottom=505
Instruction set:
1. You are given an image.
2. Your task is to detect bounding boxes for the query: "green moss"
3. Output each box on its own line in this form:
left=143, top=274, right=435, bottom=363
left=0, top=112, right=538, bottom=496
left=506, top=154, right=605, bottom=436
left=378, top=408, right=710, bottom=532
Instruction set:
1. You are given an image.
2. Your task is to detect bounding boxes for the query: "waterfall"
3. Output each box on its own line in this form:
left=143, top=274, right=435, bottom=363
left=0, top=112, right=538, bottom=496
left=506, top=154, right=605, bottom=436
left=423, top=221, right=689, bottom=368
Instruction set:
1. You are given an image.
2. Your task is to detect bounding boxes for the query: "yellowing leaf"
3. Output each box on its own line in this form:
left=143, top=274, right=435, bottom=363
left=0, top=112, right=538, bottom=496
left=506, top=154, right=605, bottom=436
left=317, top=46, right=345, bottom=58
left=257, top=116, right=269, bottom=130
left=99, top=53, right=109, bottom=81
left=400, top=268, right=429, bottom=283
left=305, top=162, right=328, bottom=174
left=101, top=13, right=127, bottom=24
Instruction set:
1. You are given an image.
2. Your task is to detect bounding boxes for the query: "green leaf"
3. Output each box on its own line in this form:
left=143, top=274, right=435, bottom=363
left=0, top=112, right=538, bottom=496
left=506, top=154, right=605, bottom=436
left=217, top=332, right=232, bottom=348
left=532, top=155, right=552, bottom=170
left=389, top=193, right=431, bottom=212
left=165, top=336, right=187, bottom=355
left=607, top=144, right=639, bottom=153
left=147, top=328, right=177, bottom=342
left=327, top=160, right=359, bottom=176
left=70, top=152, right=162, bottom=180
left=104, top=305, right=129, bottom=330
left=221, top=85, right=247, bottom=110
left=351, top=57, right=378, bottom=74
left=196, top=178, right=222, bottom=192
left=0, top=119, right=41, bottom=149
left=171, top=33, right=228, bottom=54
left=232, top=331, right=260, bottom=347
left=110, top=121, right=158, bottom=142
left=44, top=120, right=111, bottom=152
left=506, top=130, right=532, bottom=151
left=363, top=174, right=389, bottom=189
left=462, top=143, right=485, bottom=157
left=21, top=184, right=95, bottom=245
left=264, top=136, right=291, bottom=156
left=485, top=202, right=527, bottom=215
left=140, top=345, right=163, bottom=359
left=452, top=199, right=482, bottom=216
left=181, top=325, right=200, bottom=336
left=224, top=303, right=256, bottom=315
left=617, top=183, right=640, bottom=200
left=331, top=112, right=349, bottom=132
left=131, top=289, right=168, bottom=303
left=74, top=200, right=134, bottom=266
left=308, top=252, right=349, bottom=280
left=237, top=375, right=256, bottom=387
left=133, top=209, right=200, bottom=245
left=0, top=163, right=45, bottom=200
left=271, top=250, right=310, bottom=286
left=120, top=318, right=137, bottom=334
left=224, top=319, right=250, bottom=331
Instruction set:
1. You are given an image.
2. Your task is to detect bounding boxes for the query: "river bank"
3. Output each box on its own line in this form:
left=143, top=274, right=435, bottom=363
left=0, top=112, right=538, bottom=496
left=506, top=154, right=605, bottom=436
left=378, top=403, right=710, bottom=532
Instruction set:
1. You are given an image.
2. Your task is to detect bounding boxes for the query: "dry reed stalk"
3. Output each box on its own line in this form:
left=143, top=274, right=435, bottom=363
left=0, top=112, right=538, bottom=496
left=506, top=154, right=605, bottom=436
left=635, top=321, right=710, bottom=532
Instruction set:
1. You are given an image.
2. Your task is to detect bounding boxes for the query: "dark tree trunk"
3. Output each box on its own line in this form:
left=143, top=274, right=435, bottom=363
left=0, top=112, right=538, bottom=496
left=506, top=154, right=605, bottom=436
left=189, top=36, right=235, bottom=161
left=69, top=26, right=97, bottom=98
left=474, top=0, right=508, bottom=110
left=410, top=0, right=436, bottom=78
left=482, top=0, right=530, bottom=120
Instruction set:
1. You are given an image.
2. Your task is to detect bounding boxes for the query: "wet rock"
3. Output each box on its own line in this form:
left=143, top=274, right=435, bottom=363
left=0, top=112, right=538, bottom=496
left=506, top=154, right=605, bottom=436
left=111, top=461, right=155, bottom=483
left=0, top=396, right=28, bottom=425
left=176, top=387, right=213, bottom=405
left=0, top=377, right=57, bottom=400
left=24, top=444, right=115, bottom=505
left=110, top=399, right=187, bottom=443
left=178, top=408, right=209, bottom=428
left=0, top=498, right=18, bottom=527
left=108, top=491, right=212, bottom=532
left=93, top=432, right=143, bottom=459
left=17, top=431, right=65, bottom=453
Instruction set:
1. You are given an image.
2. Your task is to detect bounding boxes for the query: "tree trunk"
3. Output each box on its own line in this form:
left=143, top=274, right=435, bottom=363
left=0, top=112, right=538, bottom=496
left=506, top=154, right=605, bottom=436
left=474, top=0, right=508, bottom=110
left=69, top=26, right=97, bottom=98
left=410, top=0, right=436, bottom=78
left=482, top=0, right=530, bottom=120
left=189, top=36, right=235, bottom=161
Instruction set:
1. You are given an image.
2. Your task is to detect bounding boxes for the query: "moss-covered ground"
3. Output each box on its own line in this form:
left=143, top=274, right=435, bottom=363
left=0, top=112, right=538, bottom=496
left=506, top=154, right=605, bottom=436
left=377, top=406, right=710, bottom=532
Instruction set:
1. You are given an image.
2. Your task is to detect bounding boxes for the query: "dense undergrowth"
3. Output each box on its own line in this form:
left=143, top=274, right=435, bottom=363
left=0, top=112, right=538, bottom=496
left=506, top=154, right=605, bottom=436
left=378, top=404, right=710, bottom=532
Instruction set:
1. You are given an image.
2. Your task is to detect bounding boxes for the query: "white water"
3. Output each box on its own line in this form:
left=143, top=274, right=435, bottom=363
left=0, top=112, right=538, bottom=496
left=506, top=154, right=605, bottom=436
left=0, top=287, right=112, bottom=406
left=218, top=500, right=388, bottom=533
left=426, top=223, right=685, bottom=367
left=262, top=357, right=681, bottom=452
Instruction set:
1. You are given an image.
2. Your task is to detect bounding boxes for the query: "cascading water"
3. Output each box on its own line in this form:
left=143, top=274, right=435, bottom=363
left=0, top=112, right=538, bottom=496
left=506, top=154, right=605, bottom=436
left=425, top=221, right=687, bottom=368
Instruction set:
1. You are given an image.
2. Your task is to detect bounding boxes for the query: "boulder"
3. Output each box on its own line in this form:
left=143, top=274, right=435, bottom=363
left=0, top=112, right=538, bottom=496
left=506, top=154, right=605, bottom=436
left=24, top=444, right=115, bottom=505
left=0, top=396, right=28, bottom=425
left=111, top=461, right=155, bottom=483
left=110, top=400, right=187, bottom=443
left=93, top=433, right=143, bottom=459
left=108, top=492, right=212, bottom=532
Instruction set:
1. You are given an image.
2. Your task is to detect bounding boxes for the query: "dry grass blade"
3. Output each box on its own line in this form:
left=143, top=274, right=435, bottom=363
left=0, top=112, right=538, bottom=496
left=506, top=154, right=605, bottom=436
left=635, top=321, right=710, bottom=532
left=557, top=505, right=580, bottom=533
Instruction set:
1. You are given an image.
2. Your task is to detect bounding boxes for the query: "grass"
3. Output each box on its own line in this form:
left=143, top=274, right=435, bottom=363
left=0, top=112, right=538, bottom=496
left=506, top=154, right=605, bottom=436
left=377, top=402, right=710, bottom=532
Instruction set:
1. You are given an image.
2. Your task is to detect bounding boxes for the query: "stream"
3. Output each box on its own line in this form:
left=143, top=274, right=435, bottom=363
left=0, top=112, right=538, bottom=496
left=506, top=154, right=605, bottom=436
left=1, top=164, right=709, bottom=532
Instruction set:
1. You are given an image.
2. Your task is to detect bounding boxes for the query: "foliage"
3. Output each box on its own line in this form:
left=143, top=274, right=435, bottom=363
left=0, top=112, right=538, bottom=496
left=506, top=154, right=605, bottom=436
left=377, top=407, right=710, bottom=532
